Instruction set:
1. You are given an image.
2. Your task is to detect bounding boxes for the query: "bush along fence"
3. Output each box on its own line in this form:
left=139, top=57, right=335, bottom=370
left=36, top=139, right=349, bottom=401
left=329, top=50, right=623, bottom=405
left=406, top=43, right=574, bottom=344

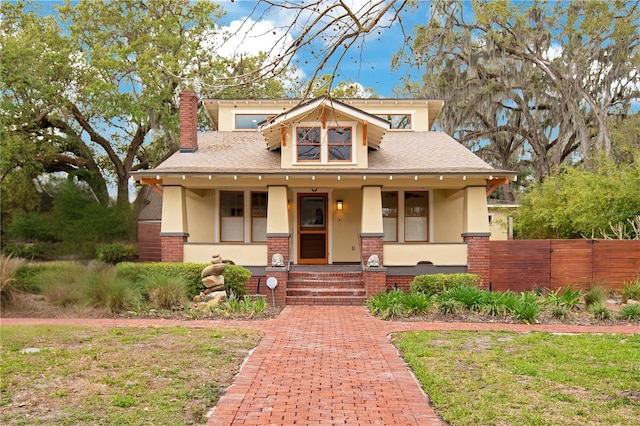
left=489, top=239, right=640, bottom=292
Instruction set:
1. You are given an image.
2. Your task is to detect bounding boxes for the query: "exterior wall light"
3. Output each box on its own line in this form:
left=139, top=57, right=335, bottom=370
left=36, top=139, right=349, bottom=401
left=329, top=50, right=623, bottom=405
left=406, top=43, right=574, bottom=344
left=336, top=200, right=344, bottom=211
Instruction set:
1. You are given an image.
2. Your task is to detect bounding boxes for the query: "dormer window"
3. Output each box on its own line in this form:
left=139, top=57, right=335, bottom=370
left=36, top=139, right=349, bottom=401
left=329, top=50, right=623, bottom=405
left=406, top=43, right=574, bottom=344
left=297, top=127, right=321, bottom=161
left=294, top=123, right=355, bottom=164
left=328, top=127, right=352, bottom=161
left=234, top=114, right=275, bottom=130
left=377, top=114, right=412, bottom=130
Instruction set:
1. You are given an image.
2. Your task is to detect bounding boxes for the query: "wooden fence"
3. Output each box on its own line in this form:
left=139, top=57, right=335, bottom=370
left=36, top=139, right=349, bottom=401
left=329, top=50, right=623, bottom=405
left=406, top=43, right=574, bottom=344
left=489, top=240, right=640, bottom=292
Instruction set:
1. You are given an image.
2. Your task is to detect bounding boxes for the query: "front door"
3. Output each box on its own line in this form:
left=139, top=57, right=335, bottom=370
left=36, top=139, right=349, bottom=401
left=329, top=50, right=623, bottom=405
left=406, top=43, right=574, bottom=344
left=298, top=194, right=328, bottom=264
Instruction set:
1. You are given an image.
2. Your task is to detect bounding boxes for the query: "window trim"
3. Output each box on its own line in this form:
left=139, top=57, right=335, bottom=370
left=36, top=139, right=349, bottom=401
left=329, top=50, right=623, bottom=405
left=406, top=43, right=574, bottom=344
left=220, top=190, right=245, bottom=242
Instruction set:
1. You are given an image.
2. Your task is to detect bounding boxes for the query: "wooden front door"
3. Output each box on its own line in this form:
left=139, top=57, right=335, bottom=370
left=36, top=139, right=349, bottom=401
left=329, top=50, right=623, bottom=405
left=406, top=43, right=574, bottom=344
left=298, top=194, right=328, bottom=264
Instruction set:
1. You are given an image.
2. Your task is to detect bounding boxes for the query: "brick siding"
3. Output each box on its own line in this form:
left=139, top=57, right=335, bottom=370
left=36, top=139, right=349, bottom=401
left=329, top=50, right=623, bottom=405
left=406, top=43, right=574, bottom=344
left=464, top=234, right=490, bottom=289
left=161, top=235, right=187, bottom=262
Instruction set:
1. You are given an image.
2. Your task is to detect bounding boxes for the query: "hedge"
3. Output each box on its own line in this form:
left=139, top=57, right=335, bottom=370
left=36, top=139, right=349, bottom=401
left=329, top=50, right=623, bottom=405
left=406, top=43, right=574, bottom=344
left=410, top=273, right=481, bottom=296
left=116, top=262, right=250, bottom=299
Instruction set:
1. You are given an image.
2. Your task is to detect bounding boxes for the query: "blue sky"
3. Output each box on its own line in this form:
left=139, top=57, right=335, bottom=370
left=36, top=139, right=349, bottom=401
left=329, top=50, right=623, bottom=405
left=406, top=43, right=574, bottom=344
left=216, top=0, right=433, bottom=97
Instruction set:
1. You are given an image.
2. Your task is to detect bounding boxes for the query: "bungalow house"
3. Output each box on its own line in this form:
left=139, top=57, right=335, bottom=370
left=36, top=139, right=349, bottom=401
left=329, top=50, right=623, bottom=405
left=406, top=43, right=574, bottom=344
left=134, top=91, right=515, bottom=305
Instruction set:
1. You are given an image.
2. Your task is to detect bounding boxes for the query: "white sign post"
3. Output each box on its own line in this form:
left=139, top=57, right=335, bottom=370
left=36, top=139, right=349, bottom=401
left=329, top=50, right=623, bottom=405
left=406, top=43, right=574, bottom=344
left=266, top=277, right=278, bottom=306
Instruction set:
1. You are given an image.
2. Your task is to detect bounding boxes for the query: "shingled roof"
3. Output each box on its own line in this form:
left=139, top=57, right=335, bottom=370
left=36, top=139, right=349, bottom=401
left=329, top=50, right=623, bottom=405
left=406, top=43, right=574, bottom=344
left=142, top=130, right=506, bottom=176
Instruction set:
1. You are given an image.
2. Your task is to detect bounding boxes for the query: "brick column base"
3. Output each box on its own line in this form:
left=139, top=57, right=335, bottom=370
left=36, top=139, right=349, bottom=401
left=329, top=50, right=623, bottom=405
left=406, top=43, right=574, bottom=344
left=364, top=267, right=387, bottom=297
left=463, top=233, right=490, bottom=290
left=267, top=235, right=290, bottom=267
left=360, top=234, right=384, bottom=266
left=264, top=268, right=287, bottom=306
left=160, top=233, right=188, bottom=262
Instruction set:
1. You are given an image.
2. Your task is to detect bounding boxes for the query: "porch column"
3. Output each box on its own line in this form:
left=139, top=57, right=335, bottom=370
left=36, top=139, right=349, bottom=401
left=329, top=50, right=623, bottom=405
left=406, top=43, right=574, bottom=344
left=266, top=186, right=289, bottom=305
left=361, top=185, right=386, bottom=296
left=160, top=185, right=188, bottom=262
left=461, top=186, right=491, bottom=289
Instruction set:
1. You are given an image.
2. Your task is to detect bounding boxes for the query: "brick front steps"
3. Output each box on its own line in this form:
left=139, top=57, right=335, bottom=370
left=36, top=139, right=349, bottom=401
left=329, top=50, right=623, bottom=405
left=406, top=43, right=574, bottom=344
left=286, top=269, right=366, bottom=306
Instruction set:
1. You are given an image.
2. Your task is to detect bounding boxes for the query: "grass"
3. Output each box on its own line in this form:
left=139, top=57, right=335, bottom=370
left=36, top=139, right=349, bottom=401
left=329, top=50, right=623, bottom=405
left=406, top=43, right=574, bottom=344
left=0, top=325, right=261, bottom=425
left=394, top=331, right=640, bottom=426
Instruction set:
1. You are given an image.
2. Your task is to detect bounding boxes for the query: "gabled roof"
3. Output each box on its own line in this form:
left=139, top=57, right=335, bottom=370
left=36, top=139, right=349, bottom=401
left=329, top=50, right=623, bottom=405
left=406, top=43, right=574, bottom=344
left=137, top=131, right=509, bottom=176
left=259, top=96, right=390, bottom=150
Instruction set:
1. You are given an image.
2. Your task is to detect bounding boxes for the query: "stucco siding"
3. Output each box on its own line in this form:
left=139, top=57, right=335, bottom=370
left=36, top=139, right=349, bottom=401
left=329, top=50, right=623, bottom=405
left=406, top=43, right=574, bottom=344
left=383, top=243, right=467, bottom=266
left=184, top=243, right=268, bottom=265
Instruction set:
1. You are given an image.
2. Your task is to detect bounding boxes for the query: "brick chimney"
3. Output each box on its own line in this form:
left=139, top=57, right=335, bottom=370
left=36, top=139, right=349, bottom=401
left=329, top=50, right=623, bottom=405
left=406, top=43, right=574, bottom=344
left=179, top=90, right=198, bottom=152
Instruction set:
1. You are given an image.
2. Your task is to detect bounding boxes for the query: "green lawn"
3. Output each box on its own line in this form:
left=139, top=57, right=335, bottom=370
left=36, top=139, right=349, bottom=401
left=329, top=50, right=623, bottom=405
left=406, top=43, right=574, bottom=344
left=394, top=331, right=640, bottom=425
left=0, top=326, right=261, bottom=425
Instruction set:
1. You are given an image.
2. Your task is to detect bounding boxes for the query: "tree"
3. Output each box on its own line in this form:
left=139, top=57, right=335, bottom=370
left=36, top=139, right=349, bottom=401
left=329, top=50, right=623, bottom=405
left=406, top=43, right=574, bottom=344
left=394, top=0, right=640, bottom=183
left=1, top=0, right=291, bottom=212
left=514, top=159, right=640, bottom=239
left=228, top=0, right=410, bottom=97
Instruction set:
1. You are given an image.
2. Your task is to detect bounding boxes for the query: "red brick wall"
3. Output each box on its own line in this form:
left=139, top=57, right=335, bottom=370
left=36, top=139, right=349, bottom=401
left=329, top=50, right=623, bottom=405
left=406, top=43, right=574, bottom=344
left=245, top=276, right=269, bottom=297
left=267, top=236, right=290, bottom=267
left=364, top=269, right=387, bottom=297
left=137, top=222, right=161, bottom=262
left=161, top=235, right=187, bottom=262
left=360, top=235, right=384, bottom=266
left=464, top=235, right=490, bottom=289
left=264, top=269, right=287, bottom=306
left=386, top=276, right=413, bottom=293
left=179, top=90, right=198, bottom=152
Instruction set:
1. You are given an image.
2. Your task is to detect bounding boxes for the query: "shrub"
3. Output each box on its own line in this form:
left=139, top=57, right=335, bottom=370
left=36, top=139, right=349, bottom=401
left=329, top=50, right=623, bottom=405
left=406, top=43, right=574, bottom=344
left=480, top=291, right=513, bottom=316
left=622, top=279, right=640, bottom=303
left=143, top=273, right=187, bottom=310
left=618, top=304, right=640, bottom=320
left=583, top=286, right=606, bottom=307
left=445, top=285, right=484, bottom=311
left=1, top=255, right=24, bottom=307
left=227, top=295, right=267, bottom=315
left=402, top=292, right=432, bottom=315
left=367, top=290, right=406, bottom=319
left=80, top=262, right=139, bottom=312
left=436, top=297, right=463, bottom=315
left=97, top=243, right=139, bottom=264
left=513, top=292, right=540, bottom=324
left=38, top=262, right=87, bottom=306
left=116, top=262, right=250, bottom=300
left=550, top=304, right=568, bottom=320
left=590, top=302, right=612, bottom=321
left=410, top=273, right=481, bottom=296
left=546, top=286, right=583, bottom=309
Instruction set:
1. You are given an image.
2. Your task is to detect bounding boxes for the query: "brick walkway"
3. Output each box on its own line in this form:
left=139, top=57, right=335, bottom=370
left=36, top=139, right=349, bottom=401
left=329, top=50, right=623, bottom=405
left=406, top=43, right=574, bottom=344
left=2, top=307, right=639, bottom=425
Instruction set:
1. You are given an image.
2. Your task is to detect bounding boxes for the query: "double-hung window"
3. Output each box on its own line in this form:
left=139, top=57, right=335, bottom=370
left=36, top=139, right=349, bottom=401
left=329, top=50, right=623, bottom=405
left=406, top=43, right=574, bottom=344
left=382, top=191, right=429, bottom=242
left=382, top=192, right=398, bottom=242
left=220, top=191, right=244, bottom=242
left=404, top=191, right=429, bottom=241
left=251, top=192, right=268, bottom=242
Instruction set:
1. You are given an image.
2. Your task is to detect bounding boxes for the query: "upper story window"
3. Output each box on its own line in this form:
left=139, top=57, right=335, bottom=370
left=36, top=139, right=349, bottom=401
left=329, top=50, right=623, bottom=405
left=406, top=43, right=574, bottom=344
left=377, top=114, right=412, bottom=130
left=328, top=127, right=352, bottom=161
left=235, top=114, right=272, bottom=130
left=297, top=127, right=321, bottom=161
left=295, top=124, right=354, bottom=163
